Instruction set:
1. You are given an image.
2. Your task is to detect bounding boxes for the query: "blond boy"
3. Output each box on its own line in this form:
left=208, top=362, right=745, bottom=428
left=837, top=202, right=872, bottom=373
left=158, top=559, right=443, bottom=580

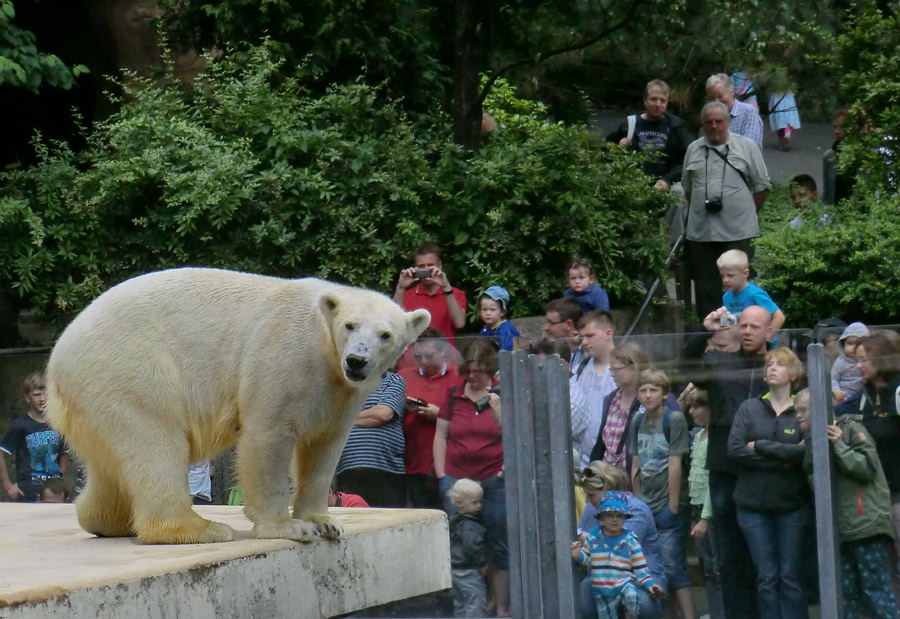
left=448, top=479, right=488, bottom=618
left=630, top=369, right=695, bottom=619
left=716, top=250, right=785, bottom=338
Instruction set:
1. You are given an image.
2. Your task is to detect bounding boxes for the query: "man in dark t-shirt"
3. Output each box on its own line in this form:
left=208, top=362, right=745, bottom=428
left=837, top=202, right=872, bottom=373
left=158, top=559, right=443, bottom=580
left=609, top=79, right=692, bottom=191
left=0, top=373, right=67, bottom=502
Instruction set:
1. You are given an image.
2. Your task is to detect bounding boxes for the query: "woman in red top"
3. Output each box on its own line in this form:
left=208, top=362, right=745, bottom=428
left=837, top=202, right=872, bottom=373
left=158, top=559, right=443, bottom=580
left=434, top=339, right=508, bottom=616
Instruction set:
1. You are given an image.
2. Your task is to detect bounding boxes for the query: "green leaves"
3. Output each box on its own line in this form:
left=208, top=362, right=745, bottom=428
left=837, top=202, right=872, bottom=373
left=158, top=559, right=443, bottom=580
left=0, top=45, right=670, bottom=330
left=0, top=1, right=86, bottom=92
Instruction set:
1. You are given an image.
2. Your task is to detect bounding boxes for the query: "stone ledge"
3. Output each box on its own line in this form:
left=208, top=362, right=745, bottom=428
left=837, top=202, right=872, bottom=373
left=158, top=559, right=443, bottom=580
left=0, top=504, right=450, bottom=619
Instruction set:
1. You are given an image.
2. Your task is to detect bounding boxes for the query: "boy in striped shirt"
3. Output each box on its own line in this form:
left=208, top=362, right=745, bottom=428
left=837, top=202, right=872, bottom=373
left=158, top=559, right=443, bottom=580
left=571, top=490, right=664, bottom=619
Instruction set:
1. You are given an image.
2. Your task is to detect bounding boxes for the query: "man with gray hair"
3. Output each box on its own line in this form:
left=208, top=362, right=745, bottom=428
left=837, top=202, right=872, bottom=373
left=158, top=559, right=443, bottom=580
left=681, top=101, right=771, bottom=318
left=706, top=73, right=764, bottom=150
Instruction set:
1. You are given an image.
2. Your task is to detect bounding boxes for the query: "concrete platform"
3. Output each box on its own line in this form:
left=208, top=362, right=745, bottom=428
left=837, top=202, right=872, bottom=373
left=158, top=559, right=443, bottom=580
left=0, top=504, right=450, bottom=619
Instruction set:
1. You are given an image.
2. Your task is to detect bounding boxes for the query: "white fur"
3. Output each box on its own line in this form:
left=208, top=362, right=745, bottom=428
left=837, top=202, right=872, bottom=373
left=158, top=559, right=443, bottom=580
left=46, top=268, right=429, bottom=544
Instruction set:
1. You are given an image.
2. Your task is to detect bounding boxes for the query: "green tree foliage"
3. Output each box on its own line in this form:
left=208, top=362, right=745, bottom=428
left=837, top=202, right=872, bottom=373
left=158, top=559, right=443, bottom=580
left=0, top=0, right=87, bottom=91
left=522, top=0, right=840, bottom=119
left=0, top=45, right=671, bottom=331
left=156, top=0, right=843, bottom=147
left=158, top=0, right=447, bottom=113
left=755, top=2, right=900, bottom=325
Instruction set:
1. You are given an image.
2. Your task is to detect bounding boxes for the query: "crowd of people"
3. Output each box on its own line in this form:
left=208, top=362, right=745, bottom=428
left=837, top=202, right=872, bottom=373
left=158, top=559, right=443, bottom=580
left=0, top=71, right=892, bottom=619
left=350, top=221, right=898, bottom=619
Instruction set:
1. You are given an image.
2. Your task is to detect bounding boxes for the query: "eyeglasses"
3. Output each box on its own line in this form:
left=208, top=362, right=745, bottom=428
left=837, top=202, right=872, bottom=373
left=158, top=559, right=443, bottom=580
left=610, top=364, right=631, bottom=373
left=465, top=368, right=490, bottom=376
left=545, top=319, right=566, bottom=326
left=414, top=352, right=440, bottom=362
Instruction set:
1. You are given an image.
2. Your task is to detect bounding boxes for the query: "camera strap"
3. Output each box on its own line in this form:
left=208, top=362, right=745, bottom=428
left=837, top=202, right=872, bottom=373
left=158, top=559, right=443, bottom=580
left=706, top=145, right=753, bottom=193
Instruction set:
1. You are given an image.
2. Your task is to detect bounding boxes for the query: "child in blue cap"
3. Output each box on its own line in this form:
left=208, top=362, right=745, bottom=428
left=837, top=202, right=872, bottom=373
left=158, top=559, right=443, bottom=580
left=571, top=490, right=664, bottom=619
left=478, top=285, right=520, bottom=351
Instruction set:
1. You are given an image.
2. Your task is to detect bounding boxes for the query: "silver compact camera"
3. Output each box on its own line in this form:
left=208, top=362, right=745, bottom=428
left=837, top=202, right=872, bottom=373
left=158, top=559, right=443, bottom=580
left=719, top=313, right=738, bottom=327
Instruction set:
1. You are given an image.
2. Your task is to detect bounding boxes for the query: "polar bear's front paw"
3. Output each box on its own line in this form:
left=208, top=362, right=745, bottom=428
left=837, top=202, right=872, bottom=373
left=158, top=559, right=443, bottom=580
left=199, top=520, right=237, bottom=543
left=252, top=518, right=318, bottom=543
left=309, top=513, right=344, bottom=540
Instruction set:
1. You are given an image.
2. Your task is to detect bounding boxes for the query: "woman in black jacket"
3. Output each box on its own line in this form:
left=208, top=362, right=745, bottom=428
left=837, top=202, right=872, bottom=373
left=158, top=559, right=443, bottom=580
left=728, top=348, right=809, bottom=619
left=854, top=332, right=900, bottom=565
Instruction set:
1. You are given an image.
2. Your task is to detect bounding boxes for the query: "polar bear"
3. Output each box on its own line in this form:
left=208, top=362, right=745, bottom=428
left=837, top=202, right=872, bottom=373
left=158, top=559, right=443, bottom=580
left=46, top=268, right=430, bottom=544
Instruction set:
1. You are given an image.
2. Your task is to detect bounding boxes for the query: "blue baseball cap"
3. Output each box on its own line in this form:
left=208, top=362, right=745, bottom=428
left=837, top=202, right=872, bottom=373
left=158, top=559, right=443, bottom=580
left=482, top=285, right=510, bottom=311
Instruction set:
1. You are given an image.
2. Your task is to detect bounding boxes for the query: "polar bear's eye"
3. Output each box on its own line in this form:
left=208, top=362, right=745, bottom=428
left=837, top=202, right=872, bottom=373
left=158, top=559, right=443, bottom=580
left=345, top=323, right=356, bottom=332
left=379, top=332, right=392, bottom=341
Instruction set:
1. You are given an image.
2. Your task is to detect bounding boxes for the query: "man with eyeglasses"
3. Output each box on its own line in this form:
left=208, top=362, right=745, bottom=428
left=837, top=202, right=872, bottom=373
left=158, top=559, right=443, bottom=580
left=399, top=328, right=460, bottom=508
left=682, top=101, right=771, bottom=318
left=543, top=297, right=584, bottom=369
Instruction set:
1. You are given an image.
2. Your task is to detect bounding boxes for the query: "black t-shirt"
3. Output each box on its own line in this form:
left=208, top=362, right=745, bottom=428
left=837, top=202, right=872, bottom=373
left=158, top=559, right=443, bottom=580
left=0, top=414, right=63, bottom=484
left=633, top=115, right=671, bottom=180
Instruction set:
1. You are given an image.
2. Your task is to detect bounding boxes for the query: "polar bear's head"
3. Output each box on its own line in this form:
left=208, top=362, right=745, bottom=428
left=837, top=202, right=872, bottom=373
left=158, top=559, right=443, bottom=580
left=320, top=290, right=431, bottom=384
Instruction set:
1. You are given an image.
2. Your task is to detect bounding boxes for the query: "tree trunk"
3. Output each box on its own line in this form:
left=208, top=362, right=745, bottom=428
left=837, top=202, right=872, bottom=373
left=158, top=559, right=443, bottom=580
left=452, top=0, right=484, bottom=150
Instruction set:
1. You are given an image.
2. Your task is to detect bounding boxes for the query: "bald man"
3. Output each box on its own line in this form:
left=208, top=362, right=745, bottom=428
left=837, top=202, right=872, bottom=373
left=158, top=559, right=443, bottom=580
left=683, top=305, right=772, bottom=619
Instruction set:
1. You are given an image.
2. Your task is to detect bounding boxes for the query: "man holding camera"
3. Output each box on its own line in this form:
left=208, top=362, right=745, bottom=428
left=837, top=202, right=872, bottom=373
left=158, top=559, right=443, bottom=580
left=682, top=305, right=771, bottom=619
left=682, top=101, right=770, bottom=319
left=393, top=242, right=467, bottom=368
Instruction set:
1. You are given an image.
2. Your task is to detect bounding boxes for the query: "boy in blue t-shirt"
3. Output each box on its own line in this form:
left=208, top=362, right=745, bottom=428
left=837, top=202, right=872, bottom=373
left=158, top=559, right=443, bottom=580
left=716, top=250, right=785, bottom=338
left=478, top=285, right=520, bottom=351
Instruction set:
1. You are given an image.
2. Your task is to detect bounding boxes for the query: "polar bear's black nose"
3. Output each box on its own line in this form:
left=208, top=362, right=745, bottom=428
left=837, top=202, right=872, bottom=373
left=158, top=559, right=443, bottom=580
left=346, top=355, right=367, bottom=372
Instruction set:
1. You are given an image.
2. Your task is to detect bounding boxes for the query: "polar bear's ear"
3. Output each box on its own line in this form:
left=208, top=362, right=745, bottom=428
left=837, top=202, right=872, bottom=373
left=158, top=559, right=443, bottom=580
left=319, top=293, right=340, bottom=319
left=408, top=309, right=431, bottom=337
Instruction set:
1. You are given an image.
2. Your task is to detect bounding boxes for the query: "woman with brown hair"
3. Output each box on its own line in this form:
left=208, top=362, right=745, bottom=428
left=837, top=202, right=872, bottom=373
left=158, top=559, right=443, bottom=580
left=853, top=331, right=900, bottom=561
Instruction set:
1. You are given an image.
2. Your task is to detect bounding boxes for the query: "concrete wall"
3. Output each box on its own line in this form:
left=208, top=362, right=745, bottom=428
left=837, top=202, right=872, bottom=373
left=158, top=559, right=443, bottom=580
left=1, top=505, right=450, bottom=619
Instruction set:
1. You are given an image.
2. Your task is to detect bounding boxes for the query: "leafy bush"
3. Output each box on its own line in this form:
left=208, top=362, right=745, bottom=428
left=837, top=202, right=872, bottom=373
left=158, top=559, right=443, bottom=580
left=755, top=192, right=900, bottom=325
left=754, top=3, right=900, bottom=327
left=1, top=44, right=672, bottom=333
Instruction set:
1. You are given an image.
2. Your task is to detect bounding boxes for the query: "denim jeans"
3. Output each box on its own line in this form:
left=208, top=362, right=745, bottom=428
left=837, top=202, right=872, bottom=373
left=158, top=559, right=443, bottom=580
left=654, top=504, right=691, bottom=591
left=693, top=517, right=725, bottom=619
left=580, top=576, right=662, bottom=619
left=737, top=504, right=811, bottom=619
left=708, top=470, right=758, bottom=619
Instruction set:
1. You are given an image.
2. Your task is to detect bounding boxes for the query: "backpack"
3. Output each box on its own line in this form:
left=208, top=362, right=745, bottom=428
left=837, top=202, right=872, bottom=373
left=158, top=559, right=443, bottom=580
left=627, top=114, right=637, bottom=142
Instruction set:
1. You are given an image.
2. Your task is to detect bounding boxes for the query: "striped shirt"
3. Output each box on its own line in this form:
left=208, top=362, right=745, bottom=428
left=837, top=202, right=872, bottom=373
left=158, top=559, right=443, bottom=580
left=578, top=527, right=655, bottom=598
left=336, top=372, right=407, bottom=475
left=570, top=376, right=591, bottom=463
